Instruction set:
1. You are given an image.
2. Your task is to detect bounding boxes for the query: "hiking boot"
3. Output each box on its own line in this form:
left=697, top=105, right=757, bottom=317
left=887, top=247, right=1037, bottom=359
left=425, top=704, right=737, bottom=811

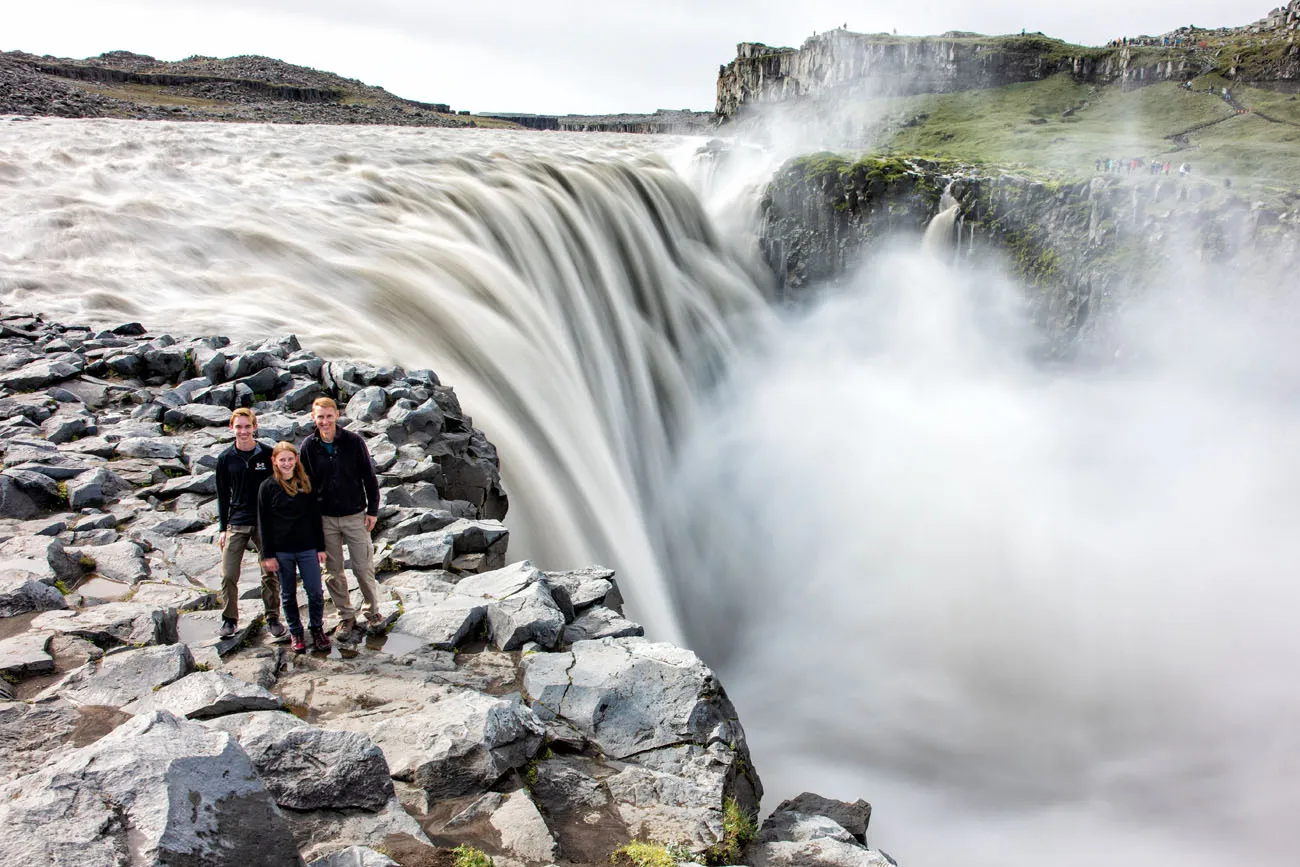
left=365, top=614, right=387, bottom=636
left=310, top=627, right=332, bottom=652
left=290, top=632, right=306, bottom=654
left=266, top=618, right=287, bottom=640
left=336, top=618, right=357, bottom=642
left=218, top=618, right=237, bottom=638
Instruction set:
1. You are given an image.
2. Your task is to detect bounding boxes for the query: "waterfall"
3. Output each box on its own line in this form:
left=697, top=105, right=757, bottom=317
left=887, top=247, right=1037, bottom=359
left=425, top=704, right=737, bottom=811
left=921, top=185, right=960, bottom=253
left=0, top=118, right=776, bottom=645
left=4, top=118, right=1300, bottom=867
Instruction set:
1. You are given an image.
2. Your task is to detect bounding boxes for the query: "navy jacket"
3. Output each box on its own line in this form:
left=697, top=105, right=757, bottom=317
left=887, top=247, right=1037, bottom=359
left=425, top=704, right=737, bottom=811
left=257, top=478, right=326, bottom=558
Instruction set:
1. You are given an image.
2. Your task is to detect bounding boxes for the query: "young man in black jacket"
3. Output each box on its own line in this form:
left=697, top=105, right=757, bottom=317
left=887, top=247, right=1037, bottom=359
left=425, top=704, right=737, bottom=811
left=299, top=396, right=383, bottom=641
left=214, top=408, right=287, bottom=639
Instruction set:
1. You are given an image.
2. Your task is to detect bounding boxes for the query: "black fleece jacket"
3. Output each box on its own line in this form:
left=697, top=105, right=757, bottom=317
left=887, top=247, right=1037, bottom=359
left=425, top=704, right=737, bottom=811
left=215, top=441, right=273, bottom=531
left=257, top=478, right=326, bottom=558
left=299, top=425, right=380, bottom=518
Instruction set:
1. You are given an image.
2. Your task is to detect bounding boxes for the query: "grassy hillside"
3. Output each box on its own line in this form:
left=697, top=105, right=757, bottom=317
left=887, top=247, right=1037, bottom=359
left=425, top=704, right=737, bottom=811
left=867, top=73, right=1300, bottom=197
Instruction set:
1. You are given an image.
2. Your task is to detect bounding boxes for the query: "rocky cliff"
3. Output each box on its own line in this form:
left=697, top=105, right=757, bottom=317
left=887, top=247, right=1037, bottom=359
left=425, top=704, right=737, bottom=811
left=717, top=6, right=1300, bottom=119
left=0, top=50, right=473, bottom=126
left=758, top=153, right=1300, bottom=352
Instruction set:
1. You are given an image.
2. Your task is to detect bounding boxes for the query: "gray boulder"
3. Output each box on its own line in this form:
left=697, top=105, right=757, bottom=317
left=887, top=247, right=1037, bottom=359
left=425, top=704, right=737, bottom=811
left=0, top=535, right=82, bottom=584
left=763, top=793, right=872, bottom=845
left=32, top=602, right=179, bottom=648
left=346, top=385, right=389, bottom=422
left=207, top=711, right=395, bottom=811
left=0, top=475, right=37, bottom=519
left=40, top=410, right=94, bottom=444
left=65, top=466, right=130, bottom=509
left=126, top=670, right=284, bottom=719
left=80, top=539, right=150, bottom=583
left=332, top=685, right=544, bottom=805
left=0, top=571, right=67, bottom=616
left=116, top=436, right=185, bottom=460
left=387, top=531, right=453, bottom=569
left=0, top=709, right=304, bottom=866
left=484, top=580, right=565, bottom=651
left=749, top=839, right=895, bottom=867
left=390, top=591, right=486, bottom=649
left=563, top=606, right=644, bottom=643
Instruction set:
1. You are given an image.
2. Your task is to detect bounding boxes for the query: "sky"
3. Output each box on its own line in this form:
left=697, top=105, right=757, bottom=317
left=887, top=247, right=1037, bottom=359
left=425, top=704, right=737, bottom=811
left=6, top=1, right=1252, bottom=115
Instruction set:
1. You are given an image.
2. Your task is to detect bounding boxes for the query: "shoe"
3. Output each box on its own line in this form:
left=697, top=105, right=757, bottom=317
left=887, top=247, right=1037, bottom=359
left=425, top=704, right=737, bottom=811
left=266, top=618, right=287, bottom=640
left=310, top=627, right=332, bottom=652
left=336, top=618, right=357, bottom=641
left=218, top=618, right=237, bottom=638
left=365, top=614, right=387, bottom=636
left=290, top=632, right=306, bottom=654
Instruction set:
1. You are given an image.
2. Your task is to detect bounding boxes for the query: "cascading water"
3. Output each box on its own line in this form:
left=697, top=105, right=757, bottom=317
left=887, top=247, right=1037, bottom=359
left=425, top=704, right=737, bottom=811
left=3, top=117, right=1299, bottom=867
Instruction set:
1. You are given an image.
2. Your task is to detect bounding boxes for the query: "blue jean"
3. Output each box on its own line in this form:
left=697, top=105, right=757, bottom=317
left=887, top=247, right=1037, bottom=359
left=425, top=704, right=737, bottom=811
left=275, top=550, right=324, bottom=634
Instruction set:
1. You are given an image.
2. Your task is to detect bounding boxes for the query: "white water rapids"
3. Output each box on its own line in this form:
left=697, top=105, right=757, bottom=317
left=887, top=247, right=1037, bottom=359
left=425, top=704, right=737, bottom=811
left=3, top=117, right=1299, bottom=867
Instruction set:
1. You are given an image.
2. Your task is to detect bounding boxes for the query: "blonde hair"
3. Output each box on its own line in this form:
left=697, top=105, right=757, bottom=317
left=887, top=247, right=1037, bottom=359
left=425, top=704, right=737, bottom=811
left=311, top=396, right=338, bottom=413
left=271, top=441, right=312, bottom=496
left=229, top=407, right=257, bottom=426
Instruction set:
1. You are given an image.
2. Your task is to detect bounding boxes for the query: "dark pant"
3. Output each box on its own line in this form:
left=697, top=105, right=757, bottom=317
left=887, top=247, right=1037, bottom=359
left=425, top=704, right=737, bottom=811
left=275, top=550, right=324, bottom=634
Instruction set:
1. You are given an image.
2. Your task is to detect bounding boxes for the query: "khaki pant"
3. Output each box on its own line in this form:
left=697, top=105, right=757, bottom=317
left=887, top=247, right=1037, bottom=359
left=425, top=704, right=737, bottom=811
left=322, top=512, right=381, bottom=622
left=220, top=525, right=281, bottom=622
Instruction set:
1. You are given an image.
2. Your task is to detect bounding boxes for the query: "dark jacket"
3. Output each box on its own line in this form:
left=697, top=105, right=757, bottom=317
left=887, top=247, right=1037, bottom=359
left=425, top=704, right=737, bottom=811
left=215, top=441, right=273, bottom=531
left=299, top=425, right=380, bottom=518
left=257, top=478, right=326, bottom=558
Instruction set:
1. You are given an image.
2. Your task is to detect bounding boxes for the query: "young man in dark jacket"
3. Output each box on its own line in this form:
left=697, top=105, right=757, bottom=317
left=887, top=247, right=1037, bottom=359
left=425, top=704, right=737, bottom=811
left=299, top=396, right=383, bottom=640
left=214, top=408, right=287, bottom=639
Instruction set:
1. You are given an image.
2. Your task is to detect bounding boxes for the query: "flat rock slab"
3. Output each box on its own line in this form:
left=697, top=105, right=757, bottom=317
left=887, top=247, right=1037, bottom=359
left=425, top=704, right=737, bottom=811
left=125, top=669, right=283, bottom=719
left=207, top=710, right=395, bottom=811
left=31, top=602, right=179, bottom=648
left=49, top=643, right=194, bottom=709
left=563, top=605, right=643, bottom=644
left=391, top=591, right=486, bottom=650
left=0, top=630, right=54, bottom=677
left=0, top=709, right=304, bottom=865
left=490, top=790, right=560, bottom=863
left=79, top=539, right=150, bottom=583
left=129, top=580, right=218, bottom=612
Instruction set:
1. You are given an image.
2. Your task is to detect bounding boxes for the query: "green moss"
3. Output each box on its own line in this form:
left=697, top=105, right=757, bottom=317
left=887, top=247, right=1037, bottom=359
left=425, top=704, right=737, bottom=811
left=53, top=579, right=71, bottom=595
left=611, top=841, right=685, bottom=867
left=452, top=844, right=494, bottom=867
left=704, top=797, right=758, bottom=866
left=56, top=481, right=69, bottom=503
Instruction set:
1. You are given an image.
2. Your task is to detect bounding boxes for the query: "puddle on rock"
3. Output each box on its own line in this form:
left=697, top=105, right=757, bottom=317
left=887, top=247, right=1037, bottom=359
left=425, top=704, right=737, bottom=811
left=75, top=576, right=132, bottom=601
left=369, top=631, right=427, bottom=656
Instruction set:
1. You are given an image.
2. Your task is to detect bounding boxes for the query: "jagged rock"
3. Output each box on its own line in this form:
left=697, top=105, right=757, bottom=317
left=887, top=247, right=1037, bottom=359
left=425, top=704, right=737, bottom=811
left=143, top=470, right=218, bottom=497
left=759, top=812, right=856, bottom=845
left=347, top=385, right=390, bottom=422
left=484, top=580, right=565, bottom=651
left=17, top=514, right=68, bottom=536
left=40, top=409, right=94, bottom=444
left=0, top=352, right=84, bottom=389
left=0, top=475, right=38, bottom=519
left=50, top=643, right=194, bottom=708
left=763, top=793, right=872, bottom=844
left=2, top=467, right=62, bottom=507
left=387, top=398, right=443, bottom=432
left=65, top=466, right=130, bottom=509
left=545, top=566, right=620, bottom=619
left=0, top=571, right=67, bottom=616
left=288, top=799, right=432, bottom=864
left=126, top=670, right=283, bottom=719
left=332, top=685, right=544, bottom=805
left=60, top=434, right=117, bottom=458
left=379, top=509, right=458, bottom=543
left=563, top=606, right=644, bottom=643
left=388, top=530, right=454, bottom=569
left=79, top=539, right=150, bottom=583
left=32, top=602, right=179, bottom=648
left=0, top=629, right=55, bottom=676
left=115, top=436, right=185, bottom=460
left=308, top=848, right=398, bottom=867
left=522, top=638, right=747, bottom=762
left=219, top=649, right=279, bottom=690
left=283, top=378, right=323, bottom=411
left=172, top=402, right=235, bottom=426
left=226, top=350, right=281, bottom=380
left=207, top=711, right=395, bottom=811
left=0, top=709, right=305, bottom=865
left=0, top=535, right=82, bottom=584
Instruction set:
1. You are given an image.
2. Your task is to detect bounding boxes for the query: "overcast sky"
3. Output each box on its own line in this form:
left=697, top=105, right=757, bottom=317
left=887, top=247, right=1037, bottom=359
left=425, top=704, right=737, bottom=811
left=7, top=1, right=1250, bottom=115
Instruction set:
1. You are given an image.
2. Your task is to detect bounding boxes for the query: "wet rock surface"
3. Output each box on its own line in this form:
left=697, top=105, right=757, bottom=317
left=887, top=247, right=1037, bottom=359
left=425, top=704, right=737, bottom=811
left=0, top=308, right=893, bottom=866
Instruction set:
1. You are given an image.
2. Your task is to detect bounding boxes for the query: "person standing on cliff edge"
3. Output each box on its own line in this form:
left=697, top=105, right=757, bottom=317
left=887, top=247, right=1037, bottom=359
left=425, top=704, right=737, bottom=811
left=215, top=408, right=287, bottom=640
left=299, top=396, right=384, bottom=642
